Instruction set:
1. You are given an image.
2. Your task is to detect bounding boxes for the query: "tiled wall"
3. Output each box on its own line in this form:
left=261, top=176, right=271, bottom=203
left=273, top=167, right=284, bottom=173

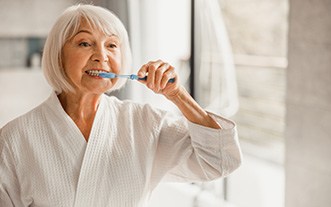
left=286, top=0, right=331, bottom=206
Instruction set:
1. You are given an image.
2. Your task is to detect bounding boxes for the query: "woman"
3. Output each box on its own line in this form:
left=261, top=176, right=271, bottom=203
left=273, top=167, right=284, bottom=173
left=0, top=4, right=242, bottom=207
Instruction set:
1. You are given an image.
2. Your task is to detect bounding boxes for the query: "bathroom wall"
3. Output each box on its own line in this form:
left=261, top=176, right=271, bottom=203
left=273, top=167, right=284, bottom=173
left=286, top=0, right=331, bottom=206
left=0, top=0, right=76, bottom=69
left=0, top=0, right=75, bottom=37
left=0, top=69, right=51, bottom=127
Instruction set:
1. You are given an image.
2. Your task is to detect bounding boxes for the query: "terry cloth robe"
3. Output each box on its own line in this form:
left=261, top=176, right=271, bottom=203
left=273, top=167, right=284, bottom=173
left=0, top=92, right=242, bottom=207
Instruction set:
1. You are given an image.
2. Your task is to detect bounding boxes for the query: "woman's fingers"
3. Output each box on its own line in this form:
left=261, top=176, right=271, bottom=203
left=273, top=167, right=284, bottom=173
left=146, top=63, right=156, bottom=89
left=160, top=66, right=175, bottom=89
left=155, top=63, right=170, bottom=91
left=137, top=64, right=148, bottom=78
left=138, top=60, right=177, bottom=93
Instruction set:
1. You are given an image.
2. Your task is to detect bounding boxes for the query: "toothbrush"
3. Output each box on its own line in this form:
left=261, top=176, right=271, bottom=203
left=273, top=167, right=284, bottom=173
left=98, top=72, right=175, bottom=83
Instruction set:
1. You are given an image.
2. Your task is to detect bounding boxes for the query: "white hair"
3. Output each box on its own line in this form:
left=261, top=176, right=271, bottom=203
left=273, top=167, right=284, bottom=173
left=42, top=4, right=132, bottom=93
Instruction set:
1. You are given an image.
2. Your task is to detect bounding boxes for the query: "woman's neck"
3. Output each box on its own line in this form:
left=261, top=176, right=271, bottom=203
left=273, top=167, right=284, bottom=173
left=57, top=92, right=101, bottom=141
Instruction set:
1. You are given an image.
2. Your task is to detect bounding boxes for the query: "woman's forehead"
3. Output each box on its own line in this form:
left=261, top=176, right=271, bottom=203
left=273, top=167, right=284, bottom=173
left=75, top=19, right=119, bottom=40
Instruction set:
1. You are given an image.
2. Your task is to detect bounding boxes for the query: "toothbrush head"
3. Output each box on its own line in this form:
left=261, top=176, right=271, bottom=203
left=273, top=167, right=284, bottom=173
left=98, top=72, right=117, bottom=79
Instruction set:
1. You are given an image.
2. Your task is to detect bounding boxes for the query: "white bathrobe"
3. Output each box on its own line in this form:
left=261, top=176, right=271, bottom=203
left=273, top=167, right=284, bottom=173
left=0, top=92, right=241, bottom=207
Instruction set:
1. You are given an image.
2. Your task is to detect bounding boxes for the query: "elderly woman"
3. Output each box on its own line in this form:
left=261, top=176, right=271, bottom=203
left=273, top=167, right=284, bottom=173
left=0, top=4, right=241, bottom=207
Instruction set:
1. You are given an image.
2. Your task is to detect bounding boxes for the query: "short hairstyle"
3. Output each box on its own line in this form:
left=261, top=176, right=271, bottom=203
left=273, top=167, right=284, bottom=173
left=42, top=4, right=132, bottom=93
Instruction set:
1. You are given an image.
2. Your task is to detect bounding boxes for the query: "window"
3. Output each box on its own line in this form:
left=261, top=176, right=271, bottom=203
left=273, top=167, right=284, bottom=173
left=220, top=0, right=288, bottom=164
left=128, top=0, right=288, bottom=206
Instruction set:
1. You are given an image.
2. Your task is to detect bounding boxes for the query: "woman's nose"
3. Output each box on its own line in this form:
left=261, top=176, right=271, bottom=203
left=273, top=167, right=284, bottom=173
left=92, top=47, right=109, bottom=62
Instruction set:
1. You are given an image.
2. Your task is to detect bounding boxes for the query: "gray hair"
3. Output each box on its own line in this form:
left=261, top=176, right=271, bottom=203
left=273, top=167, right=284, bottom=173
left=42, top=4, right=132, bottom=93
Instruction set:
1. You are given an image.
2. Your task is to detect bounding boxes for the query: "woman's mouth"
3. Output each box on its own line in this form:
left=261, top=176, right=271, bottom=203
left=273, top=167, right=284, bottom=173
left=85, top=69, right=106, bottom=77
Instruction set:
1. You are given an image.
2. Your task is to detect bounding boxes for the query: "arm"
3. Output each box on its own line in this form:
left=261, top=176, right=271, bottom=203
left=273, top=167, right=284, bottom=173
left=137, top=59, right=221, bottom=129
left=166, top=85, right=221, bottom=129
left=136, top=60, right=242, bottom=183
left=140, top=104, right=242, bottom=185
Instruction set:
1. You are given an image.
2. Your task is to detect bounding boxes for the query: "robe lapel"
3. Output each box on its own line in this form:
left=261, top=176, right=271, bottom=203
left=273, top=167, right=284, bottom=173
left=40, top=93, right=89, bottom=205
left=73, top=94, right=114, bottom=207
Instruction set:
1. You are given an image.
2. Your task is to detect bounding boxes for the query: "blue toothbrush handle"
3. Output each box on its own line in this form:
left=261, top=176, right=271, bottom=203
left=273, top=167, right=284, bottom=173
left=137, top=76, right=147, bottom=81
left=136, top=75, right=175, bottom=83
left=99, top=73, right=175, bottom=83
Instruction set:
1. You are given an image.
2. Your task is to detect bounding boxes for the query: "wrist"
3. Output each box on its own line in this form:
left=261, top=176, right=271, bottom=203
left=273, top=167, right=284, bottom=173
left=165, top=85, right=186, bottom=102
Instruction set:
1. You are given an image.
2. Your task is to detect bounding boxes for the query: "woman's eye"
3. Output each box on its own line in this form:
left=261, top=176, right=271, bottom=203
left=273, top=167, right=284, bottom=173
left=79, top=42, right=91, bottom=47
left=108, top=43, right=117, bottom=48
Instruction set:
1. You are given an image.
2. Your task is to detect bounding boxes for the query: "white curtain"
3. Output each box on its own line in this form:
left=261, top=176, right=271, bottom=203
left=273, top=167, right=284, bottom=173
left=195, top=0, right=239, bottom=117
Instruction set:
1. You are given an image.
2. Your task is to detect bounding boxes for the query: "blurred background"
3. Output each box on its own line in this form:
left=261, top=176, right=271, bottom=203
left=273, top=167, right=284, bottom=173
left=0, top=0, right=330, bottom=207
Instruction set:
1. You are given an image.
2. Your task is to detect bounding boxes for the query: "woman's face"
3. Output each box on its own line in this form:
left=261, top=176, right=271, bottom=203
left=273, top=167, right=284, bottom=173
left=62, top=20, right=122, bottom=95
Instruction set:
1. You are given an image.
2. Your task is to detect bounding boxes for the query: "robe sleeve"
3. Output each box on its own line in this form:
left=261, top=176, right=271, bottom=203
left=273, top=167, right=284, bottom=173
left=0, top=130, right=24, bottom=207
left=149, top=109, right=242, bottom=186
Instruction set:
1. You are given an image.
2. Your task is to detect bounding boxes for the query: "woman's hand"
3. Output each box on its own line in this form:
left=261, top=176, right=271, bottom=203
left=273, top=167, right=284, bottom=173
left=137, top=59, right=181, bottom=100
left=138, top=59, right=220, bottom=129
